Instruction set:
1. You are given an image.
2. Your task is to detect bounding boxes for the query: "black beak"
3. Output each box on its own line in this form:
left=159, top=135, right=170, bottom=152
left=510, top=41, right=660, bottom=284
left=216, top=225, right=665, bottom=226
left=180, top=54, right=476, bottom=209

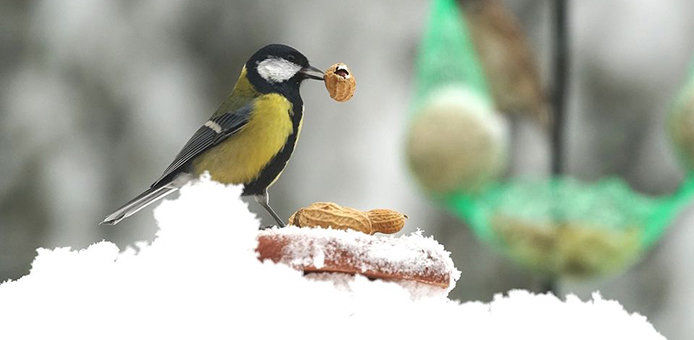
left=300, top=65, right=324, bottom=80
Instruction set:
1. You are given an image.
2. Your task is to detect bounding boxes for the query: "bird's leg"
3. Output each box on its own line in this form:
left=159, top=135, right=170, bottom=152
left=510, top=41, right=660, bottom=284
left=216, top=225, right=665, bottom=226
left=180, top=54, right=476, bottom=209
left=254, top=193, right=286, bottom=228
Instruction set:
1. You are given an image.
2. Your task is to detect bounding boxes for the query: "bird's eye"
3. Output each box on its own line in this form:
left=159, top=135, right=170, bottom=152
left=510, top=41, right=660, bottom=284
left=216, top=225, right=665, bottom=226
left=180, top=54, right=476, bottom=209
left=286, top=54, right=296, bottom=62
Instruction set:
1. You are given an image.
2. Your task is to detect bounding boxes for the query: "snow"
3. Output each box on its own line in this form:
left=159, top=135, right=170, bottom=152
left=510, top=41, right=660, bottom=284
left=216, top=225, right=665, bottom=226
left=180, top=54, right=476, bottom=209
left=0, top=174, right=665, bottom=339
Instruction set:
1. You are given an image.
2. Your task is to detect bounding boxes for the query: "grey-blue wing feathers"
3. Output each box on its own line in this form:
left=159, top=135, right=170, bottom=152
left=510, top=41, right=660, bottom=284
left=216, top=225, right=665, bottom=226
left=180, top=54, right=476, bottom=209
left=101, top=104, right=253, bottom=225
left=151, top=104, right=253, bottom=188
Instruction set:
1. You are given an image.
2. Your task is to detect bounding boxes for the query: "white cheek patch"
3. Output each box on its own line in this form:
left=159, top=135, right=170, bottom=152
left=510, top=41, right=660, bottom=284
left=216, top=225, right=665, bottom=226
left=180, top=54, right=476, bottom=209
left=256, top=58, right=302, bottom=83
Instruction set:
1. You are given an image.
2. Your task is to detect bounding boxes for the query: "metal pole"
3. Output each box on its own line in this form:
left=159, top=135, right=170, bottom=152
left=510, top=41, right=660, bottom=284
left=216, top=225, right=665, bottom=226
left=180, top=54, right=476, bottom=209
left=543, top=0, right=569, bottom=296
left=551, top=0, right=568, bottom=175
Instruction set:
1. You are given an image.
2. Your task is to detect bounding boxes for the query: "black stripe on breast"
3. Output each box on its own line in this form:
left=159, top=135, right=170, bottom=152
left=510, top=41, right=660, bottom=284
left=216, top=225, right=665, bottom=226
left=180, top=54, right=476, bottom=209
left=242, top=102, right=303, bottom=196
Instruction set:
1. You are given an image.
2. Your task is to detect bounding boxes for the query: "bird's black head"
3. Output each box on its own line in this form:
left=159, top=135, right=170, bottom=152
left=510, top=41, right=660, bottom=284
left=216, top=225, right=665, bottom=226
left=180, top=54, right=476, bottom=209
left=245, top=44, right=323, bottom=96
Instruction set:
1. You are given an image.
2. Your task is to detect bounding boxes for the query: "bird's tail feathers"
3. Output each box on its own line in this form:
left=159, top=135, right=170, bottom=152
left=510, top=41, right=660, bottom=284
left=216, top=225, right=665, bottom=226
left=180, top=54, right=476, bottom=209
left=100, top=183, right=179, bottom=225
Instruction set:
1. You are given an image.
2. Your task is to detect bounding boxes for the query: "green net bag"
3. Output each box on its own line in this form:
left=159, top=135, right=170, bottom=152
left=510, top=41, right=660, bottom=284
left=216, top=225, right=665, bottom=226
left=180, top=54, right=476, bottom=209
left=406, top=0, right=508, bottom=196
left=412, top=0, right=490, bottom=106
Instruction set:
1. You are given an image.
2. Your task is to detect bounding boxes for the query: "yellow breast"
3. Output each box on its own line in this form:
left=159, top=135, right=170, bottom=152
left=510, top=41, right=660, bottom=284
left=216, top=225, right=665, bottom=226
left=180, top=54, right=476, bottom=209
left=192, top=93, right=294, bottom=184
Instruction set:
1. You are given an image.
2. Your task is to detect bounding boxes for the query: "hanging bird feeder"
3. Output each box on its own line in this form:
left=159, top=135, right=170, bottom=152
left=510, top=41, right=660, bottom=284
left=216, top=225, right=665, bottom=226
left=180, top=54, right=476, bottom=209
left=406, top=0, right=694, bottom=280
left=406, top=0, right=508, bottom=197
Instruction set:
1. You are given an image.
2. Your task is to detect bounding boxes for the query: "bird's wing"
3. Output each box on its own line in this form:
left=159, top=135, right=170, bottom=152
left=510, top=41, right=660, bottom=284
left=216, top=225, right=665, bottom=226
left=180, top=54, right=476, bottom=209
left=151, top=104, right=253, bottom=188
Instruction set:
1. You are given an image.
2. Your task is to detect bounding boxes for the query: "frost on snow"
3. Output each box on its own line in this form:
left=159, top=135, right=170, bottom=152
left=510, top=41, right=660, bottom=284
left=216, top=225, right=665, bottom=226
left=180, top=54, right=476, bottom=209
left=0, top=175, right=665, bottom=339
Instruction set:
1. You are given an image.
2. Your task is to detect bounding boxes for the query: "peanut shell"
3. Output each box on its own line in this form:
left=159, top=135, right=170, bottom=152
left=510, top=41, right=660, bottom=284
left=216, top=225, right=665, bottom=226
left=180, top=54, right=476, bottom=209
left=367, top=209, right=407, bottom=234
left=289, top=202, right=372, bottom=234
left=324, top=63, right=356, bottom=102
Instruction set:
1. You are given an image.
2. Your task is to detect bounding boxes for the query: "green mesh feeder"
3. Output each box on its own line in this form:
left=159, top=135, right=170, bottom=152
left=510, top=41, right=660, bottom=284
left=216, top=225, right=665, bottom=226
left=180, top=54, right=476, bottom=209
left=444, top=177, right=694, bottom=278
left=412, top=0, right=491, bottom=107
left=407, top=0, right=694, bottom=280
left=406, top=0, right=508, bottom=196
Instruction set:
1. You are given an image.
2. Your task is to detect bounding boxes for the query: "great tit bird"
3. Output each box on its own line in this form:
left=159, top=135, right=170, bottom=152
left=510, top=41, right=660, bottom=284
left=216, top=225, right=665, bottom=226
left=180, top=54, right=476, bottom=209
left=101, top=44, right=324, bottom=226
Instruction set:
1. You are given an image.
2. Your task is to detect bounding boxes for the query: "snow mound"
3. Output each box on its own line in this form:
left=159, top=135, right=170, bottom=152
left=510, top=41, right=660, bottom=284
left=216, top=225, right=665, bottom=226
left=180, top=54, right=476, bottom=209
left=0, top=175, right=664, bottom=339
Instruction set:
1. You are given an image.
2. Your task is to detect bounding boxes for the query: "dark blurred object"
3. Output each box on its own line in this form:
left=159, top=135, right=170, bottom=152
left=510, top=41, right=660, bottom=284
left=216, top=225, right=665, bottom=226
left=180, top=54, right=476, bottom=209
left=460, top=0, right=549, bottom=125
